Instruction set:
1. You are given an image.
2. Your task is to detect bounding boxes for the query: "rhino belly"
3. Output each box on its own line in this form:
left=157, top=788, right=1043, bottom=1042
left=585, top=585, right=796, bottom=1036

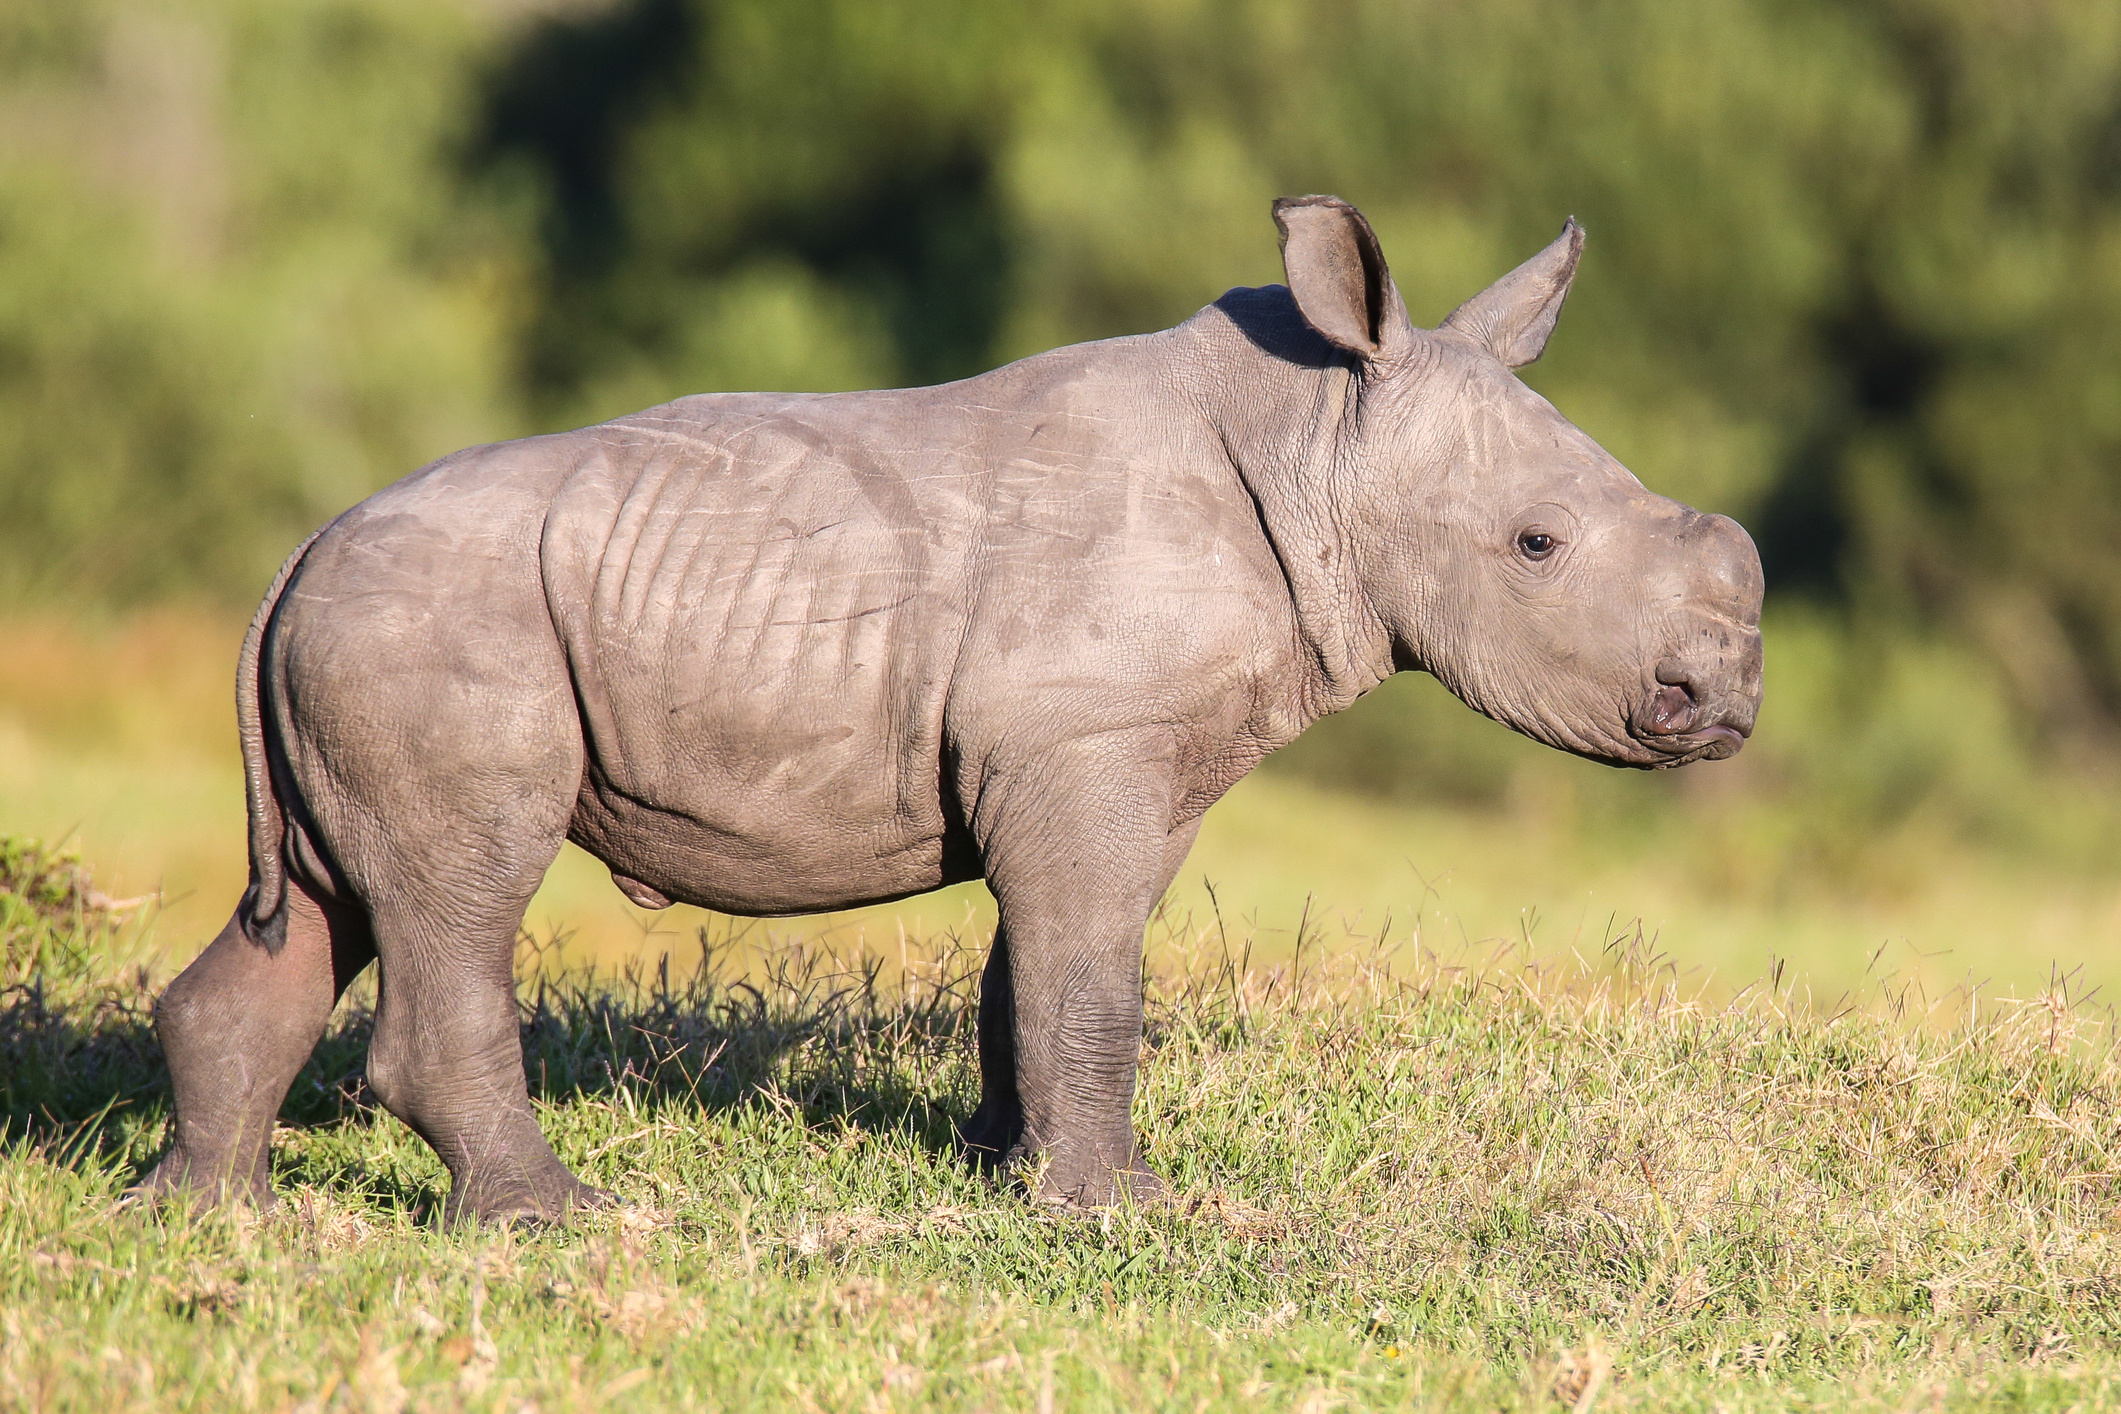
left=568, top=776, right=976, bottom=917
left=559, top=621, right=973, bottom=914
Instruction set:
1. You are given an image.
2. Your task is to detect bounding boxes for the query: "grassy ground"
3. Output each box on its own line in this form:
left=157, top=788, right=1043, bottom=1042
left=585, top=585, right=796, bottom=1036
left=7, top=838, right=2121, bottom=1411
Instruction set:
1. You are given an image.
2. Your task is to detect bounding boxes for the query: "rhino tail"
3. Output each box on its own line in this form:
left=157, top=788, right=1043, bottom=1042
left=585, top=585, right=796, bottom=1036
left=237, top=529, right=325, bottom=952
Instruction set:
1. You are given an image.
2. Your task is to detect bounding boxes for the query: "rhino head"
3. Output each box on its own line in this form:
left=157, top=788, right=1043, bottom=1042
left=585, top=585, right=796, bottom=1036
left=1259, top=195, right=1764, bottom=768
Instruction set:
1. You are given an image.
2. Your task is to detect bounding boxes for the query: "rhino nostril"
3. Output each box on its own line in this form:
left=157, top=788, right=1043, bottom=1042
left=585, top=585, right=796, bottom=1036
left=1653, top=657, right=1696, bottom=690
left=1648, top=682, right=1694, bottom=733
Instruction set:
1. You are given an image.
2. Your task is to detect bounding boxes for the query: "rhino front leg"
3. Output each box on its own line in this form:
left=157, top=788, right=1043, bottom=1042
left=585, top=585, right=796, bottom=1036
left=970, top=733, right=1190, bottom=1207
left=962, top=815, right=1202, bottom=1185
left=958, top=926, right=1025, bottom=1169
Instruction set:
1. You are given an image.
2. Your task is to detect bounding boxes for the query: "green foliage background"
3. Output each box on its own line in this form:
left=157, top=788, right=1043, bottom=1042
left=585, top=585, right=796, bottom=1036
left=4, top=0, right=2120, bottom=867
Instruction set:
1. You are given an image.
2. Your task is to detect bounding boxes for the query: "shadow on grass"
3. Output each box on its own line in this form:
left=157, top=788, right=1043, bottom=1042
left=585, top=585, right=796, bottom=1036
left=4, top=866, right=992, bottom=1185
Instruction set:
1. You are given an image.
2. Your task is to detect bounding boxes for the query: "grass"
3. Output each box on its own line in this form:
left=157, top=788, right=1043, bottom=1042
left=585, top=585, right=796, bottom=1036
left=7, top=837, right=2121, bottom=1411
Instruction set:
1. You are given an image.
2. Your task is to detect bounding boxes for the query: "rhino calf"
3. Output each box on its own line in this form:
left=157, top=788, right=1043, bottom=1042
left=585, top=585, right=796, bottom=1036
left=139, top=196, right=1761, bottom=1220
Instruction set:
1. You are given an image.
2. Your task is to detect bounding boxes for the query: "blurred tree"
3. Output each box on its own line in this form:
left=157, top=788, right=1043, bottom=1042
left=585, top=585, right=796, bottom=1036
left=1780, top=1, right=2121, bottom=743
left=4, top=0, right=2121, bottom=834
left=0, top=0, right=522, bottom=603
left=473, top=0, right=1023, bottom=422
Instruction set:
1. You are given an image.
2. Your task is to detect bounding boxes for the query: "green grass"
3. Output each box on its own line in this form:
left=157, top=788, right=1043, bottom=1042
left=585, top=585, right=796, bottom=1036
left=8, top=838, right=2121, bottom=1411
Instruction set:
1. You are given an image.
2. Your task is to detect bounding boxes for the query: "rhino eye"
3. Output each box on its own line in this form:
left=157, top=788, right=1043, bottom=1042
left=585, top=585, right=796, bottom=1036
left=1516, top=530, right=1559, bottom=560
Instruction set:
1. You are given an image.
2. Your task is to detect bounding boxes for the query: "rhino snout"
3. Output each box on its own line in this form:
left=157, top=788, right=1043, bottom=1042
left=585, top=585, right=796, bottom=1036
left=1613, top=511, right=1764, bottom=768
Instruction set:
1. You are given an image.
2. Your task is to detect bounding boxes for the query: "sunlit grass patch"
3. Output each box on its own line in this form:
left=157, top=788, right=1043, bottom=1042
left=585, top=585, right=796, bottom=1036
left=6, top=836, right=2121, bottom=1410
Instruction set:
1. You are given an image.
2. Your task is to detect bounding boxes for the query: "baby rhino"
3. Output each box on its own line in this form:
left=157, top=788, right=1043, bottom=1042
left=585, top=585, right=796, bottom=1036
left=140, top=196, right=1762, bottom=1220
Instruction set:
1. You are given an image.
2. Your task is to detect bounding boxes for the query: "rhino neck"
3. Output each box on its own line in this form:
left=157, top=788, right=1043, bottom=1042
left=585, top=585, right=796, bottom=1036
left=1182, top=287, right=1396, bottom=719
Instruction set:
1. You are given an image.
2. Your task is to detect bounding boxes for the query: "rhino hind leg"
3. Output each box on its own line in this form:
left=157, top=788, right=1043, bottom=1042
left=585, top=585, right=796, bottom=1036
left=134, top=882, right=374, bottom=1212
left=361, top=881, right=614, bottom=1226
left=336, top=766, right=609, bottom=1225
left=257, top=586, right=605, bottom=1224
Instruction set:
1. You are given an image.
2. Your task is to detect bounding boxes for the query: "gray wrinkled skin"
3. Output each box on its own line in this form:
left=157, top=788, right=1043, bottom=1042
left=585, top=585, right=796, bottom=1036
left=136, top=197, right=1762, bottom=1220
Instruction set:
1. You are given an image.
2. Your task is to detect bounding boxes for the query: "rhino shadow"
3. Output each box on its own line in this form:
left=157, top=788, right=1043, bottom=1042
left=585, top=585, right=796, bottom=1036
left=1211, top=283, right=1344, bottom=369
left=5, top=925, right=985, bottom=1212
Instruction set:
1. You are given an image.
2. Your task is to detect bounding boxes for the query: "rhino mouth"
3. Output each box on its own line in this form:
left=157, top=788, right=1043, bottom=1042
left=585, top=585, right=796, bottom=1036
left=1626, top=682, right=1751, bottom=767
left=1632, top=723, right=1747, bottom=767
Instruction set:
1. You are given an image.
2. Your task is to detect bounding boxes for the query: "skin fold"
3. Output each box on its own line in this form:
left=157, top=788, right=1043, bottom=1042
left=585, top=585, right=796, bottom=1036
left=136, top=196, right=1763, bottom=1220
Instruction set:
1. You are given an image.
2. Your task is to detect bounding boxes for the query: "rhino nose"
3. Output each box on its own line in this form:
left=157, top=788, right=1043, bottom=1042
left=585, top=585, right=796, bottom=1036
left=1635, top=651, right=1758, bottom=762
left=1646, top=660, right=1733, bottom=735
left=1626, top=507, right=1766, bottom=764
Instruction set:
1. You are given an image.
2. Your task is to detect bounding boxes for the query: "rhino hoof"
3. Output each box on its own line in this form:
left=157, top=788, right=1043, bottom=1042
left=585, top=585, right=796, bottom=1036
left=443, top=1181, right=619, bottom=1229
left=1027, top=1152, right=1168, bottom=1212
left=126, top=1152, right=277, bottom=1216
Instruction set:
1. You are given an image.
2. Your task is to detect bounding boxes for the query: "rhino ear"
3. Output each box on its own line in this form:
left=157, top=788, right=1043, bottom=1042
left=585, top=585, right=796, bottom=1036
left=1273, top=195, right=1395, bottom=358
left=1442, top=218, right=1585, bottom=368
